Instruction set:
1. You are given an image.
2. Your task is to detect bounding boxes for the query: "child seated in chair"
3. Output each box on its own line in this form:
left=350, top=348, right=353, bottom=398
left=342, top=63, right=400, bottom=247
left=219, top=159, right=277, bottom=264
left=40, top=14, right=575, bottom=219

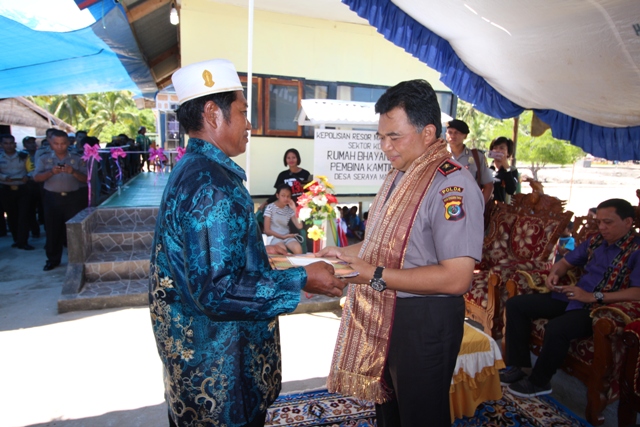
left=263, top=184, right=304, bottom=254
left=554, top=221, right=575, bottom=263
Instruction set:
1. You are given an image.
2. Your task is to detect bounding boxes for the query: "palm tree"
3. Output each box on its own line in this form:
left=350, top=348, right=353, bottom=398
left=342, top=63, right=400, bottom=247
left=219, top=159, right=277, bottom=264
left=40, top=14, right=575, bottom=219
left=456, top=99, right=497, bottom=150
left=27, top=94, right=88, bottom=128
left=83, top=91, right=139, bottom=137
left=49, top=95, right=88, bottom=128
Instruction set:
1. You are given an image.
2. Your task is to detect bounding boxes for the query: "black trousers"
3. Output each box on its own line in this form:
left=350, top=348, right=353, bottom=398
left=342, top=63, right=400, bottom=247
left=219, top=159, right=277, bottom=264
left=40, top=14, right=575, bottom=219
left=168, top=410, right=266, bottom=427
left=375, top=296, right=465, bottom=427
left=505, top=292, right=593, bottom=386
left=0, top=194, right=6, bottom=235
left=0, top=183, right=30, bottom=246
left=43, top=189, right=87, bottom=264
left=25, top=180, right=43, bottom=235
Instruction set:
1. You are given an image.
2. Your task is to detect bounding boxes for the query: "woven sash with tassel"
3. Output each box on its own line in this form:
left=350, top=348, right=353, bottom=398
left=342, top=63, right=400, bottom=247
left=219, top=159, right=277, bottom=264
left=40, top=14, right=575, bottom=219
left=327, top=139, right=452, bottom=403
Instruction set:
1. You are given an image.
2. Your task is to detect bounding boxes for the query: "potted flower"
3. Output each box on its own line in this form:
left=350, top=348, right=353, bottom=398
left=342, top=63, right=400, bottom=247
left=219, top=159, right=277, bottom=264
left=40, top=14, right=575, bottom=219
left=296, top=175, right=339, bottom=251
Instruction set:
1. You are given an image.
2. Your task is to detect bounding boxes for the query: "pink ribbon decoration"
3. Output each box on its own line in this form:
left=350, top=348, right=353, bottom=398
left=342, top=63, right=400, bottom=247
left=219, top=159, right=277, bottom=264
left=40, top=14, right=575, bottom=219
left=149, top=147, right=167, bottom=164
left=149, top=147, right=167, bottom=185
left=175, top=146, right=186, bottom=162
left=81, top=144, right=102, bottom=207
left=110, top=147, right=126, bottom=181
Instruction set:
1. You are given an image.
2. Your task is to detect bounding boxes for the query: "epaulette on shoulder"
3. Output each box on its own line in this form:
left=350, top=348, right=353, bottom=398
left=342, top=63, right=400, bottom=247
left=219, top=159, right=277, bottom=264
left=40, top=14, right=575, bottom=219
left=18, top=151, right=28, bottom=160
left=438, top=159, right=461, bottom=176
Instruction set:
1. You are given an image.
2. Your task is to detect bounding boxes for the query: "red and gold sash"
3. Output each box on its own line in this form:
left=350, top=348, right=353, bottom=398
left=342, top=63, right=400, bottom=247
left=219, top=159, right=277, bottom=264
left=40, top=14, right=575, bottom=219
left=587, top=231, right=639, bottom=295
left=327, top=138, right=451, bottom=403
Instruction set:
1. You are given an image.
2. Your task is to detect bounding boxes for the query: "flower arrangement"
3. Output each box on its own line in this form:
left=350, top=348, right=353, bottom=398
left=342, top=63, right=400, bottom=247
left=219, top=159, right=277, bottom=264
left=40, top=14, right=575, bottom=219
left=297, top=175, right=339, bottom=241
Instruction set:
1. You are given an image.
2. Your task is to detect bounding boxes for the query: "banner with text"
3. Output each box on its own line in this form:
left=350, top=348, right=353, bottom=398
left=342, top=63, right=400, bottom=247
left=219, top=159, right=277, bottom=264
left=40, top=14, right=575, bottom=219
left=313, top=129, right=392, bottom=187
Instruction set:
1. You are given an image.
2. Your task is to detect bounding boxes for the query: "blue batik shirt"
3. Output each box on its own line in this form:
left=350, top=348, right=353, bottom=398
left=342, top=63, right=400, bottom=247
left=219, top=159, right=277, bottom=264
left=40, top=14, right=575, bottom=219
left=149, top=137, right=307, bottom=427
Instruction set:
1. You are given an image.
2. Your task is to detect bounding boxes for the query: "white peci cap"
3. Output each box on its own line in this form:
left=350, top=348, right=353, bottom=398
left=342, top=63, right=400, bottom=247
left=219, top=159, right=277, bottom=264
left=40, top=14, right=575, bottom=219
left=171, top=58, right=243, bottom=104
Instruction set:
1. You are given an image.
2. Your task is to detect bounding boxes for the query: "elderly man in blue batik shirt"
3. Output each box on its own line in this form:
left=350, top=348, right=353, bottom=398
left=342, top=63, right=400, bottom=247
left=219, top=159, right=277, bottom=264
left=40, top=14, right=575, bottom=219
left=500, top=198, right=640, bottom=398
left=149, top=59, right=345, bottom=427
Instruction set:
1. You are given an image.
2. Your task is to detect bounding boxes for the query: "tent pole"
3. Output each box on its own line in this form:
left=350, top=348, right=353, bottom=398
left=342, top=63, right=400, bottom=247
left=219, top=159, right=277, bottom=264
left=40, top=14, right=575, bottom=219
left=246, top=0, right=254, bottom=190
left=512, top=115, right=521, bottom=195
left=512, top=115, right=519, bottom=164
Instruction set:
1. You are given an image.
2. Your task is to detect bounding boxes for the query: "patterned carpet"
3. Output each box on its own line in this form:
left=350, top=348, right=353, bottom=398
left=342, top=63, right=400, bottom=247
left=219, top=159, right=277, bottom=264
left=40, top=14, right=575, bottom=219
left=265, top=388, right=592, bottom=427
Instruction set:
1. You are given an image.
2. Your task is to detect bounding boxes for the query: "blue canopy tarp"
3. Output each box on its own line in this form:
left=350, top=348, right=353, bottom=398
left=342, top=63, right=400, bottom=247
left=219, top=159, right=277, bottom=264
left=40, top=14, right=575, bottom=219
left=0, top=0, right=157, bottom=98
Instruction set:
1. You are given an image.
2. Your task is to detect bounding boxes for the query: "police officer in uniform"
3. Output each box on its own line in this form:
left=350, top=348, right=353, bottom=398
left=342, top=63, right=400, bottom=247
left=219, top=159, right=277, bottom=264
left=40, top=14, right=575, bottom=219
left=445, top=119, right=494, bottom=204
left=0, top=134, right=33, bottom=250
left=34, top=130, right=88, bottom=271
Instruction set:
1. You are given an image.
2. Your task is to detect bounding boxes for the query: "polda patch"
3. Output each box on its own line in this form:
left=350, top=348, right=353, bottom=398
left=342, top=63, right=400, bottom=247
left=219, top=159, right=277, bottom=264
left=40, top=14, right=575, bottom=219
left=443, top=195, right=465, bottom=221
left=440, top=186, right=463, bottom=196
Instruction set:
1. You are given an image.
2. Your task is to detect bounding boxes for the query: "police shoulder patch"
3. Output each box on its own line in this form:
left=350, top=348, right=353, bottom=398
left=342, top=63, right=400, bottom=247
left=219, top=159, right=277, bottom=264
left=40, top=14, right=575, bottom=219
left=443, top=195, right=465, bottom=221
left=438, top=160, right=461, bottom=176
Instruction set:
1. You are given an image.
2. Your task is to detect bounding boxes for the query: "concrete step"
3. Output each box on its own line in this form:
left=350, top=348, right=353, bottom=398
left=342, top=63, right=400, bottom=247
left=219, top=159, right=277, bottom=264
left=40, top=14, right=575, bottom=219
left=58, top=279, right=148, bottom=313
left=84, top=250, right=150, bottom=282
left=91, top=225, right=155, bottom=253
left=58, top=280, right=342, bottom=314
left=94, top=207, right=158, bottom=227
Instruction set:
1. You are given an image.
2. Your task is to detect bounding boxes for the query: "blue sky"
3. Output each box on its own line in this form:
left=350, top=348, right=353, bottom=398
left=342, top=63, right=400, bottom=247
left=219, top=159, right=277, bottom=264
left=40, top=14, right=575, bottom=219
left=0, top=0, right=95, bottom=32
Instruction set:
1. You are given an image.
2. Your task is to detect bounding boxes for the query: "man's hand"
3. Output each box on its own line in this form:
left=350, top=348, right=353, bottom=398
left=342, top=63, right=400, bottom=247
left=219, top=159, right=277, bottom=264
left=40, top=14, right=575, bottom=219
left=303, top=261, right=346, bottom=297
left=316, top=246, right=344, bottom=258
left=558, top=286, right=587, bottom=302
left=337, top=254, right=375, bottom=285
left=545, top=271, right=561, bottom=291
left=265, top=243, right=288, bottom=255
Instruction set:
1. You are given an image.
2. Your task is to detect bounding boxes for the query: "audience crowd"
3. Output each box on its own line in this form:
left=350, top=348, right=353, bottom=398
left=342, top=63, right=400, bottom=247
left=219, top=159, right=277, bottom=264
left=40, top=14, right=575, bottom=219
left=0, top=127, right=155, bottom=268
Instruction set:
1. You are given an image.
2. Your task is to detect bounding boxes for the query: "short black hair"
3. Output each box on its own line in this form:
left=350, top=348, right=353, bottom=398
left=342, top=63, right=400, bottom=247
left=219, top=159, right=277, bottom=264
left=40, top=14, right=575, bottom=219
left=0, top=133, right=15, bottom=142
left=46, top=128, right=57, bottom=137
left=50, top=129, right=69, bottom=139
left=276, top=184, right=292, bottom=195
left=597, top=198, right=635, bottom=221
left=176, top=91, right=238, bottom=134
left=375, top=79, right=442, bottom=137
left=83, top=136, right=100, bottom=147
left=489, top=136, right=514, bottom=156
left=567, top=221, right=574, bottom=231
left=283, top=148, right=301, bottom=167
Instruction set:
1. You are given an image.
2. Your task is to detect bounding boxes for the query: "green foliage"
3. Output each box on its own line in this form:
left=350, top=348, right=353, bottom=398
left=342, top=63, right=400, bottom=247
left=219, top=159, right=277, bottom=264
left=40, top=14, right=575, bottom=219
left=28, top=91, right=156, bottom=144
left=455, top=101, right=493, bottom=150
left=455, top=101, right=584, bottom=180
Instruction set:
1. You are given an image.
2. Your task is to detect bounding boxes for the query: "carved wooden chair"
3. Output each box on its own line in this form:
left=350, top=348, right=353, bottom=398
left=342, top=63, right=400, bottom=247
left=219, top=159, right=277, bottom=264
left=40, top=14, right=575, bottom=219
left=619, top=320, right=640, bottom=427
left=463, top=180, right=573, bottom=339
left=505, top=194, right=640, bottom=426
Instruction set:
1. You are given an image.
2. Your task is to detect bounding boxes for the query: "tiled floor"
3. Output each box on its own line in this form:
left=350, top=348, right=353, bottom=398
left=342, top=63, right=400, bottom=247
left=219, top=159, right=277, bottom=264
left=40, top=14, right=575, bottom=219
left=101, top=172, right=169, bottom=208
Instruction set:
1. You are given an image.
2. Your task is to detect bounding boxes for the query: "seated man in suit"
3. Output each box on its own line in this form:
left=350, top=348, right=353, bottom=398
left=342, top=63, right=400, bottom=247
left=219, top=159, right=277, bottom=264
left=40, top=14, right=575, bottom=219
left=500, top=198, right=640, bottom=397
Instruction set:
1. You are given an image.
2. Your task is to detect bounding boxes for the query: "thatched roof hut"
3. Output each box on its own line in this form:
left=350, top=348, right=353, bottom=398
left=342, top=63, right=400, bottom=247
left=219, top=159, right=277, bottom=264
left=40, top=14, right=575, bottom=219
left=0, top=97, right=75, bottom=137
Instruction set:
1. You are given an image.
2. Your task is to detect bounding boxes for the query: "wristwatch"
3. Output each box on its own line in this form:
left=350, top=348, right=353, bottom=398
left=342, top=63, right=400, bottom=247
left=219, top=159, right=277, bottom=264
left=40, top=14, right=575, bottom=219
left=594, top=291, right=604, bottom=304
left=370, top=266, right=387, bottom=292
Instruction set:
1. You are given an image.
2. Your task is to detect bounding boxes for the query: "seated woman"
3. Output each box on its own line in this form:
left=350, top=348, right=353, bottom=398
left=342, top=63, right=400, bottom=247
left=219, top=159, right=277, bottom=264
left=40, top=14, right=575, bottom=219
left=488, top=136, right=518, bottom=203
left=263, top=184, right=304, bottom=254
left=273, top=148, right=311, bottom=203
left=347, top=206, right=364, bottom=240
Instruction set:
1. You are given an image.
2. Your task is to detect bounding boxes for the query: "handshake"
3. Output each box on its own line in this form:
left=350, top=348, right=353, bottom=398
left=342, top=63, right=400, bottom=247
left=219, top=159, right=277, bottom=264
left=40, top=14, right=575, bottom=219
left=265, top=243, right=346, bottom=298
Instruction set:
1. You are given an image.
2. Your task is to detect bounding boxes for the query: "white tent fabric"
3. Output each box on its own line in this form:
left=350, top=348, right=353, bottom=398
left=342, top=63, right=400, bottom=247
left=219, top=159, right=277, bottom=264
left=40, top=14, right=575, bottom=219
left=343, top=0, right=640, bottom=160
left=297, top=99, right=453, bottom=127
left=394, top=0, right=640, bottom=128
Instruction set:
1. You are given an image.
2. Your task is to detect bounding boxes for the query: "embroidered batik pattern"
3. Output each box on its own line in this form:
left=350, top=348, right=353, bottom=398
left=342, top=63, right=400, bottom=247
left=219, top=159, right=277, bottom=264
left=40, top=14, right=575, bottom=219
left=149, top=138, right=307, bottom=427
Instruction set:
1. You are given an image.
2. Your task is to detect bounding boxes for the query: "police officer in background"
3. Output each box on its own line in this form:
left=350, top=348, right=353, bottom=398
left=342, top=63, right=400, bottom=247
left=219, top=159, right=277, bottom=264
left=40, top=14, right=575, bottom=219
left=0, top=134, right=33, bottom=250
left=34, top=130, right=88, bottom=271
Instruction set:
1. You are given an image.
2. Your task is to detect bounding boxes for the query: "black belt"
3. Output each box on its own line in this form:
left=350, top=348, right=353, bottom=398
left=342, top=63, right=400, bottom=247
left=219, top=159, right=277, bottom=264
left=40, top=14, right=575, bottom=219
left=0, top=183, right=23, bottom=191
left=46, top=189, right=78, bottom=197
